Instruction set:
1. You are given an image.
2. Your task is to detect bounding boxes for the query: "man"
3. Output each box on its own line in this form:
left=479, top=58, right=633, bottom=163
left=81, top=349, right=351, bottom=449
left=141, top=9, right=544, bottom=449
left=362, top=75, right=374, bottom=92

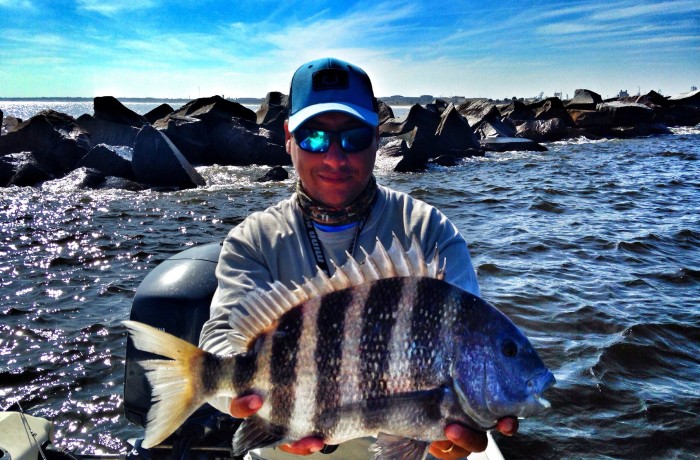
left=199, top=57, right=517, bottom=459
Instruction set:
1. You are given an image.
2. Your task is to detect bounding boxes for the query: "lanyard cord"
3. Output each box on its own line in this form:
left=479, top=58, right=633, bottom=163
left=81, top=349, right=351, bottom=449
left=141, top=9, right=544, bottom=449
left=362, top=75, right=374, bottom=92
left=303, top=209, right=371, bottom=277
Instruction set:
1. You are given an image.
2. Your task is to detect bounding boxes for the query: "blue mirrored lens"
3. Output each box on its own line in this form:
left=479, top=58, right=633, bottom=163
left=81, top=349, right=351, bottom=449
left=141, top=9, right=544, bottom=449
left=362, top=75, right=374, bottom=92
left=340, top=127, right=374, bottom=152
left=297, top=129, right=330, bottom=152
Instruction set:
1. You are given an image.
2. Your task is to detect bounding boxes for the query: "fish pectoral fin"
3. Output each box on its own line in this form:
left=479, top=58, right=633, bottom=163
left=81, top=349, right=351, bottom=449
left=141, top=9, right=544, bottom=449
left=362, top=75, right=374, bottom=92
left=371, top=433, right=431, bottom=460
left=232, top=416, right=285, bottom=456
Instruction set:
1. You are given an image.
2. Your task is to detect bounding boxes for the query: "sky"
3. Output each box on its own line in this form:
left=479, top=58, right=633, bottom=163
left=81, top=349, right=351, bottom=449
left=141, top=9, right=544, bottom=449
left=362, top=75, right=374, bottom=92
left=0, top=0, right=698, bottom=100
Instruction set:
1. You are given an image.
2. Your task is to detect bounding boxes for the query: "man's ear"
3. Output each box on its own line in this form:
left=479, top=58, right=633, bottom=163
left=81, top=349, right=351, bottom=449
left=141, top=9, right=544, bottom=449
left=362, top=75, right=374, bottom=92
left=284, top=120, right=292, bottom=154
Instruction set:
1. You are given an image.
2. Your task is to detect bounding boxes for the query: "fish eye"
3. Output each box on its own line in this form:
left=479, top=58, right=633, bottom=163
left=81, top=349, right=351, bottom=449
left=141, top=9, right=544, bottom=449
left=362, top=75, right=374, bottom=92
left=501, top=339, right=518, bottom=358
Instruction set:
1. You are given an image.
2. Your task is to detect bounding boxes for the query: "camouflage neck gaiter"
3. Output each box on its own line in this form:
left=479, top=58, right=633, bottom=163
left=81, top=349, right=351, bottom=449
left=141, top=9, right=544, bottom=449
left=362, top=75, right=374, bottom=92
left=296, top=175, right=378, bottom=226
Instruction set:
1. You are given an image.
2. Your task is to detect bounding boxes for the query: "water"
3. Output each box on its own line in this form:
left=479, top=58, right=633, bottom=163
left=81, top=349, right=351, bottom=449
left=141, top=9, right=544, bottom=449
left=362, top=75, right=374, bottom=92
left=1, top=102, right=699, bottom=459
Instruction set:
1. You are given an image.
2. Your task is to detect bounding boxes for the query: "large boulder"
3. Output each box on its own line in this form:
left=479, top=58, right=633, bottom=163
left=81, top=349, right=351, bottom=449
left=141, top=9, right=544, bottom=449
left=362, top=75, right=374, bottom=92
left=531, top=98, right=574, bottom=125
left=457, top=100, right=502, bottom=128
left=1, top=115, right=22, bottom=135
left=154, top=115, right=211, bottom=165
left=376, top=99, right=395, bottom=125
left=76, top=144, right=135, bottom=180
left=77, top=114, right=140, bottom=147
left=153, top=96, right=261, bottom=165
left=41, top=167, right=106, bottom=192
left=379, top=103, right=441, bottom=138
left=207, top=118, right=290, bottom=166
left=618, top=90, right=668, bottom=107
left=256, top=92, right=288, bottom=144
left=596, top=101, right=655, bottom=126
left=0, top=110, right=91, bottom=177
left=94, top=96, right=147, bottom=127
left=569, top=109, right=613, bottom=129
left=378, top=138, right=409, bottom=158
left=434, top=104, right=481, bottom=157
left=256, top=92, right=288, bottom=124
left=426, top=98, right=450, bottom=116
left=378, top=130, right=429, bottom=172
left=657, top=105, right=700, bottom=127
left=474, top=119, right=517, bottom=139
left=255, top=166, right=289, bottom=182
left=144, top=103, right=174, bottom=124
left=2, top=152, right=52, bottom=187
left=395, top=134, right=429, bottom=172
left=515, top=118, right=572, bottom=142
left=500, top=100, right=533, bottom=121
left=132, top=124, right=206, bottom=189
left=566, top=89, right=603, bottom=110
left=662, top=89, right=700, bottom=126
left=667, top=89, right=700, bottom=107
left=170, top=95, right=256, bottom=124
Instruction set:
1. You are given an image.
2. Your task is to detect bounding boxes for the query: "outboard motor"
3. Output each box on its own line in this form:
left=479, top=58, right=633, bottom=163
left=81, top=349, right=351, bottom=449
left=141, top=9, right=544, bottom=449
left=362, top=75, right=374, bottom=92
left=124, top=242, right=242, bottom=459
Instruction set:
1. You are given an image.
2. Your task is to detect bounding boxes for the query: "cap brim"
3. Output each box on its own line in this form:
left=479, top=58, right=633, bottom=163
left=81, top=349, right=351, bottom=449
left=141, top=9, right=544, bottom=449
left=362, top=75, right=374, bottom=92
left=288, top=102, right=379, bottom=132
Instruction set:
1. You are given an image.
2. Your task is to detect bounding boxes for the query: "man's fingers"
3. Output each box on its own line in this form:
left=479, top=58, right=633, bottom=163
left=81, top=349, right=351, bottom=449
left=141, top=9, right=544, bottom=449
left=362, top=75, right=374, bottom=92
left=496, top=417, right=519, bottom=436
left=446, top=423, right=488, bottom=452
left=229, top=394, right=263, bottom=418
left=429, top=424, right=488, bottom=459
left=277, top=437, right=325, bottom=455
left=428, top=439, right=470, bottom=460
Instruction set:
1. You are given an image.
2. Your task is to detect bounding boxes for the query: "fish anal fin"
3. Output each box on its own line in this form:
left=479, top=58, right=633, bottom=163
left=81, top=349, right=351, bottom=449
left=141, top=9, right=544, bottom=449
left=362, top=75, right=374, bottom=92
left=232, top=416, right=285, bottom=456
left=371, top=433, right=431, bottom=460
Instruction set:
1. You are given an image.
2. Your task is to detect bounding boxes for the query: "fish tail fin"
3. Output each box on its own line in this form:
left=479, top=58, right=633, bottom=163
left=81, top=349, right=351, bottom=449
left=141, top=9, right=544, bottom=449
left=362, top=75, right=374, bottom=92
left=124, top=320, right=217, bottom=449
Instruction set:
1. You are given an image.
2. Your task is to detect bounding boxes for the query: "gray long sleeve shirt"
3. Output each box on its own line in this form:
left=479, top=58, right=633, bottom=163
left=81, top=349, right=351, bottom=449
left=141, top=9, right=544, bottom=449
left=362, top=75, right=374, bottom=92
left=198, top=184, right=481, bottom=459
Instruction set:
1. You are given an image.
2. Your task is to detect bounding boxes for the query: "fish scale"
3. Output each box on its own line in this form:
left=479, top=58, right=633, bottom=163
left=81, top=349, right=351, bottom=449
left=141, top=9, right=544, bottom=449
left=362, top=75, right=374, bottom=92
left=124, top=235, right=555, bottom=459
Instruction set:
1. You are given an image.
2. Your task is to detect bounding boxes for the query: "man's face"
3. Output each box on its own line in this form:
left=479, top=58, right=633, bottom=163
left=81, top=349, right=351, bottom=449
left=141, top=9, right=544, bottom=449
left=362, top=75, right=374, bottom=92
left=285, top=112, right=378, bottom=209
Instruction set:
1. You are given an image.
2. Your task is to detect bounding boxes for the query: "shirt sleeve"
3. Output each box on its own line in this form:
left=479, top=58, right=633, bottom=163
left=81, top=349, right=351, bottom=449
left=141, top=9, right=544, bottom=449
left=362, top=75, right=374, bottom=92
left=371, top=186, right=481, bottom=297
left=198, top=225, right=275, bottom=414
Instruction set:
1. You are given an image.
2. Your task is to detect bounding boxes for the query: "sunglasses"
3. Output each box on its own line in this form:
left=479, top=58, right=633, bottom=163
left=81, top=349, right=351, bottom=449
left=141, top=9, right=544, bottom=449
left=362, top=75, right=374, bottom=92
left=293, top=126, right=375, bottom=153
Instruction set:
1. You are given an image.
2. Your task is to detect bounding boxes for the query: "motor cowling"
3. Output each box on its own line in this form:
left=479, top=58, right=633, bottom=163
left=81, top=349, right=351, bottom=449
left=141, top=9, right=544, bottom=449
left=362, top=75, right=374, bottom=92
left=124, top=242, right=222, bottom=427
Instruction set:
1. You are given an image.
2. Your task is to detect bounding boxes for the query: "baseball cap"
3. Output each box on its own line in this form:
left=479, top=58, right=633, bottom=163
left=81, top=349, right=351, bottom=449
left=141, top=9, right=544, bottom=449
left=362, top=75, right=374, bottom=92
left=287, top=58, right=379, bottom=132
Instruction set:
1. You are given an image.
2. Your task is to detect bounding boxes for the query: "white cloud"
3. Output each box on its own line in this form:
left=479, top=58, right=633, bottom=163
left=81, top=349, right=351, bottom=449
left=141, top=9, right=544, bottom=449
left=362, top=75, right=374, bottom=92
left=591, top=0, right=700, bottom=20
left=76, top=0, right=158, bottom=16
left=0, top=0, right=34, bottom=9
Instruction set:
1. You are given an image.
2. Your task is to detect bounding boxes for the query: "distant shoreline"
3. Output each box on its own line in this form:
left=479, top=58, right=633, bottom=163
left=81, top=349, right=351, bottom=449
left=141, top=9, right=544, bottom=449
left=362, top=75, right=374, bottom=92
left=0, top=95, right=500, bottom=106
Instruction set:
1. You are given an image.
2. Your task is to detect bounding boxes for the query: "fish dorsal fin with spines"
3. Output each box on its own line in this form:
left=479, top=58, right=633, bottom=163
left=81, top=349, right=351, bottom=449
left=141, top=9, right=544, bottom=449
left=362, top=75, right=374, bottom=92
left=227, top=233, right=445, bottom=352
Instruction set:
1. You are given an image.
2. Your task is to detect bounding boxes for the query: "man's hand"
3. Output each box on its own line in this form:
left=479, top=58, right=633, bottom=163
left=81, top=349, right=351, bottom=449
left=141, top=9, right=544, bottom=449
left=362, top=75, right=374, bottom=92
left=429, top=418, right=519, bottom=460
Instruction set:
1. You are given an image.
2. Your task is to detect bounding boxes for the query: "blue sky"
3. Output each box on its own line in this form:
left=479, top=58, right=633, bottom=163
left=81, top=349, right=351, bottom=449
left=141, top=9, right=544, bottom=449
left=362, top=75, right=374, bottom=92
left=0, top=0, right=698, bottom=99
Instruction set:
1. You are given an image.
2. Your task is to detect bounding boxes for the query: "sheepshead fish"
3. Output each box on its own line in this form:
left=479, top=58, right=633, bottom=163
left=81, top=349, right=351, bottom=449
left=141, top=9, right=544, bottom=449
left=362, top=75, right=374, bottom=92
left=124, top=235, right=555, bottom=459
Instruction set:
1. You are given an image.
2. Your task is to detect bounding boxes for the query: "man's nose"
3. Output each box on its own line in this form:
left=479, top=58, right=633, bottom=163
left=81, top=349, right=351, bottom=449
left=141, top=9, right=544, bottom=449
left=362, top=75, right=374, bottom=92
left=323, top=137, right=347, bottom=164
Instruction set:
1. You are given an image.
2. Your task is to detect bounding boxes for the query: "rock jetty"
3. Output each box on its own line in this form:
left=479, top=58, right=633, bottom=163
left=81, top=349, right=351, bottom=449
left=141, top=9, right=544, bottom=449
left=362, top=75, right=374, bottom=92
left=1, top=89, right=698, bottom=189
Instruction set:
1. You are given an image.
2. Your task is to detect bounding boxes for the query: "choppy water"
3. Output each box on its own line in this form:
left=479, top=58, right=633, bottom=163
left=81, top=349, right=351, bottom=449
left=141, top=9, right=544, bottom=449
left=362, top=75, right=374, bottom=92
left=1, top=102, right=699, bottom=459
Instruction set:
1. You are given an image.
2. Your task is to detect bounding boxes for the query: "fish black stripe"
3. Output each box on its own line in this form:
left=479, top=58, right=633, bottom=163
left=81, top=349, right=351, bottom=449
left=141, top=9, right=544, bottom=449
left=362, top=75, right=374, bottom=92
left=360, top=278, right=403, bottom=430
left=231, top=335, right=262, bottom=393
left=201, top=351, right=223, bottom=394
left=269, top=306, right=304, bottom=432
left=410, top=277, right=450, bottom=387
left=312, top=289, right=352, bottom=436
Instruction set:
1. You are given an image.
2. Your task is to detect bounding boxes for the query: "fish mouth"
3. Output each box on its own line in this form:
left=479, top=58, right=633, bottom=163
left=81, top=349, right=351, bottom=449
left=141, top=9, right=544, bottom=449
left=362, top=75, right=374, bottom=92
left=476, top=368, right=556, bottom=422
left=526, top=370, right=556, bottom=411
